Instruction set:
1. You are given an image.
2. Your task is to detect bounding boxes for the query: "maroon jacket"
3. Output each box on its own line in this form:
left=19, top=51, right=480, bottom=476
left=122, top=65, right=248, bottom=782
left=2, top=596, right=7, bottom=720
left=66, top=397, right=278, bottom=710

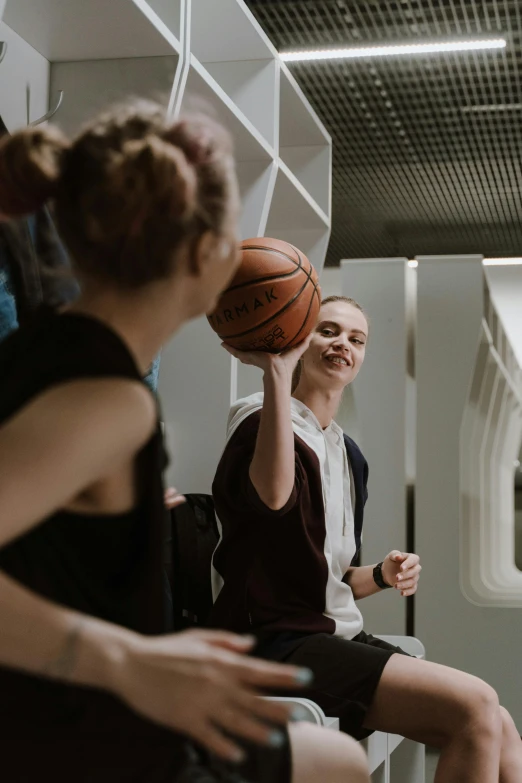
left=209, top=410, right=368, bottom=636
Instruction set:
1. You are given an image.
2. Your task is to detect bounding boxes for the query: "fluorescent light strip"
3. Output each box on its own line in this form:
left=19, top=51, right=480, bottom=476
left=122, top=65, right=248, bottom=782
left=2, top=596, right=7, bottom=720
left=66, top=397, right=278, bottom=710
left=281, top=38, right=506, bottom=62
left=462, top=103, right=522, bottom=113
left=409, top=258, right=522, bottom=267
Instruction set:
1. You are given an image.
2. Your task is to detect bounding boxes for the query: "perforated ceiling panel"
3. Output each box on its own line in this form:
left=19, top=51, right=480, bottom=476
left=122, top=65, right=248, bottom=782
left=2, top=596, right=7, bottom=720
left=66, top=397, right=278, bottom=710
left=245, top=0, right=522, bottom=265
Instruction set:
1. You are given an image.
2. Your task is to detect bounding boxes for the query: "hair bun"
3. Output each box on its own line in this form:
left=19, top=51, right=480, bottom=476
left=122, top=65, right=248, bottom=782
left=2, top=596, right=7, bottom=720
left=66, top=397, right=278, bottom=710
left=110, top=136, right=198, bottom=239
left=0, top=126, right=69, bottom=218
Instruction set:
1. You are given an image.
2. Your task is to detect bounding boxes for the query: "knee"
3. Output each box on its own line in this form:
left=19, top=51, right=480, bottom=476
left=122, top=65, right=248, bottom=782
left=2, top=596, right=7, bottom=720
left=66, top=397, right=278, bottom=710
left=499, top=705, right=518, bottom=741
left=459, top=680, right=502, bottom=741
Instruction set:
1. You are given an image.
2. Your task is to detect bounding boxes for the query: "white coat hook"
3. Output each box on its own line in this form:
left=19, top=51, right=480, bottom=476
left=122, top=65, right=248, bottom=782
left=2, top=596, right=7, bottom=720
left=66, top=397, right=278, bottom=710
left=0, top=42, right=7, bottom=64
left=29, top=90, right=64, bottom=126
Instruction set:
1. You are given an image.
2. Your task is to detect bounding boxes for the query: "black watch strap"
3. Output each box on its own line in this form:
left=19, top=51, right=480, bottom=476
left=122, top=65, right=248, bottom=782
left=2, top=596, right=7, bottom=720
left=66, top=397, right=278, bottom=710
left=373, top=561, right=392, bottom=589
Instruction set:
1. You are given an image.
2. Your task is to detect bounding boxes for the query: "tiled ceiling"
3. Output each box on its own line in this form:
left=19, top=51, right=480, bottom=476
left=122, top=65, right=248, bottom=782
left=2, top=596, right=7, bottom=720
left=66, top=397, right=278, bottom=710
left=245, top=0, right=522, bottom=266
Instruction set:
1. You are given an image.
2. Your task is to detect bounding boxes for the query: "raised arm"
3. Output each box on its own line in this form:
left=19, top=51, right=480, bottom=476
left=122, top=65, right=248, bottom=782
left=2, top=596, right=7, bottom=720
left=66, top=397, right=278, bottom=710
left=223, top=336, right=311, bottom=511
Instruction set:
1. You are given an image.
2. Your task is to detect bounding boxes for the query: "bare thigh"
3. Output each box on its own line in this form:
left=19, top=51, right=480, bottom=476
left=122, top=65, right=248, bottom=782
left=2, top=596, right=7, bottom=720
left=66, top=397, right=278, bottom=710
left=363, top=653, right=500, bottom=747
left=289, top=722, right=369, bottom=783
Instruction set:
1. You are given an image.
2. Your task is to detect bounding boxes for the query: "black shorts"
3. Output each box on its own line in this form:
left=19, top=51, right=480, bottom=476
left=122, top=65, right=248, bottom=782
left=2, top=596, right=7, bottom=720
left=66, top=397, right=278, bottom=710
left=206, top=738, right=291, bottom=783
left=1, top=734, right=291, bottom=783
left=257, top=630, right=409, bottom=741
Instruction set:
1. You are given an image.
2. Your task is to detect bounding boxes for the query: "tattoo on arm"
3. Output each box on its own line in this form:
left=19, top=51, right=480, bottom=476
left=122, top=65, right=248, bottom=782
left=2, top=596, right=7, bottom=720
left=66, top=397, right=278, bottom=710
left=43, top=619, right=84, bottom=681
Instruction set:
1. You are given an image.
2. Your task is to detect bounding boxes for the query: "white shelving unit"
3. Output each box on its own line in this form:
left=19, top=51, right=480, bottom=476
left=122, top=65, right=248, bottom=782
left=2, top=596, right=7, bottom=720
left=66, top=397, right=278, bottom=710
left=3, top=0, right=182, bottom=61
left=0, top=0, right=332, bottom=494
left=49, top=56, right=180, bottom=135
left=279, top=62, right=331, bottom=219
left=190, top=0, right=278, bottom=151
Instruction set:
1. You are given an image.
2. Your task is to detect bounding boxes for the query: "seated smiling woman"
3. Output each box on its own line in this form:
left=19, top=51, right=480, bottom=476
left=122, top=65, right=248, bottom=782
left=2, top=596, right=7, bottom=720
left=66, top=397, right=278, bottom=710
left=210, top=294, right=522, bottom=783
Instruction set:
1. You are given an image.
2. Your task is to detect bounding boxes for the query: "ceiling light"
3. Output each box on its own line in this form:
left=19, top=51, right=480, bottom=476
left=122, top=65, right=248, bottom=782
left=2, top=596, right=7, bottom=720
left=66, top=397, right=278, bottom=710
left=411, top=258, right=522, bottom=267
left=483, top=258, right=522, bottom=266
left=280, top=38, right=506, bottom=62
left=462, top=103, right=522, bottom=113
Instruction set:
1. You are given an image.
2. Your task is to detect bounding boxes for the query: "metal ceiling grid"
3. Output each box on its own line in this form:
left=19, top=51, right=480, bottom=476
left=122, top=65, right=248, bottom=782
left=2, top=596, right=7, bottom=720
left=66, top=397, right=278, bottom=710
left=246, top=0, right=522, bottom=265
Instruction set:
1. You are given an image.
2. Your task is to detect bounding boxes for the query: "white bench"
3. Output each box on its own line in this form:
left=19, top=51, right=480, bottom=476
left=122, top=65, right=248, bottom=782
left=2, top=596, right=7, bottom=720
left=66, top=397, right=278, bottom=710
left=270, top=635, right=426, bottom=783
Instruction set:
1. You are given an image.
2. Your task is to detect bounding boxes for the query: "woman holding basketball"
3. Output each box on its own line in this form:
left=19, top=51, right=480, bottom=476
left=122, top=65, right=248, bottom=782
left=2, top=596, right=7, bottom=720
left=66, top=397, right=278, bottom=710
left=211, top=294, right=522, bottom=783
left=0, top=105, right=369, bottom=783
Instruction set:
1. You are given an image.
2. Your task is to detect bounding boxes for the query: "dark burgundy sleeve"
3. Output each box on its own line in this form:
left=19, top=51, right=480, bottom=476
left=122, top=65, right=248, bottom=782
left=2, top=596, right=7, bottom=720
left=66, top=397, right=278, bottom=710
left=213, top=411, right=308, bottom=519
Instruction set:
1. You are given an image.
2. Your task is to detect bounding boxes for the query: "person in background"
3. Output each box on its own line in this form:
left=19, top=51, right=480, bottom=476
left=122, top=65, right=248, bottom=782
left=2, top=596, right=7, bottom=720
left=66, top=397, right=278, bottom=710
left=0, top=102, right=369, bottom=783
left=211, top=294, right=522, bottom=783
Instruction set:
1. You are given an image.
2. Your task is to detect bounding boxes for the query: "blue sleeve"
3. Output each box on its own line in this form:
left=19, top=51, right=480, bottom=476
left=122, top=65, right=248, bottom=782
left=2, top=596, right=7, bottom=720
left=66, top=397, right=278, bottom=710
left=143, top=354, right=161, bottom=393
left=0, top=250, right=19, bottom=343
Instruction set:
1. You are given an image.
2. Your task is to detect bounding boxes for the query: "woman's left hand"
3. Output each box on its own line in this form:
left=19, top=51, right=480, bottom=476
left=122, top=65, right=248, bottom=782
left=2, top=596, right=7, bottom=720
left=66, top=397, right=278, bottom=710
left=382, top=551, right=421, bottom=597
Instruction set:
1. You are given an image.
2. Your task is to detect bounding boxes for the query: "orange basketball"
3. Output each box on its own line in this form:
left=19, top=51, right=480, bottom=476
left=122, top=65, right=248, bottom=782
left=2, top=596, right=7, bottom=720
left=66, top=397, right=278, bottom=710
left=207, top=237, right=321, bottom=353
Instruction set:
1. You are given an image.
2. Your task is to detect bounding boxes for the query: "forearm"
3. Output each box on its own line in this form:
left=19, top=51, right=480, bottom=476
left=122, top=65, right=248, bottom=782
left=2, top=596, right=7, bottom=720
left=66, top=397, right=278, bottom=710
left=249, top=364, right=295, bottom=510
left=0, top=568, right=133, bottom=691
left=344, top=564, right=385, bottom=599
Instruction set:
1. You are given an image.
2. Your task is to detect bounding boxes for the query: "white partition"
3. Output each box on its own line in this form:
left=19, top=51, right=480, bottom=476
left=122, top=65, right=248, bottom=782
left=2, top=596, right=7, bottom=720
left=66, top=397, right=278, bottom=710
left=2, top=0, right=331, bottom=495
left=460, top=285, right=522, bottom=606
left=485, top=265, right=522, bottom=368
left=340, top=258, right=413, bottom=635
left=415, top=254, right=522, bottom=727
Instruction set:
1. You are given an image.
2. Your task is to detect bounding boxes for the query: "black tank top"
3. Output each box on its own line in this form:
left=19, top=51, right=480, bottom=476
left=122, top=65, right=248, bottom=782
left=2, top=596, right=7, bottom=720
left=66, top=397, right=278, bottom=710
left=0, top=307, right=175, bottom=751
left=0, top=308, right=290, bottom=783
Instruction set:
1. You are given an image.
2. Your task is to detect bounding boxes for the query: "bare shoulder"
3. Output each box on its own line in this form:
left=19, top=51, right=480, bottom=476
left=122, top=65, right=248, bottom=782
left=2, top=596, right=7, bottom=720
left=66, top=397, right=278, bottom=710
left=0, top=378, right=158, bottom=546
left=42, top=377, right=157, bottom=445
left=66, top=377, right=156, bottom=423
left=2, top=376, right=157, bottom=460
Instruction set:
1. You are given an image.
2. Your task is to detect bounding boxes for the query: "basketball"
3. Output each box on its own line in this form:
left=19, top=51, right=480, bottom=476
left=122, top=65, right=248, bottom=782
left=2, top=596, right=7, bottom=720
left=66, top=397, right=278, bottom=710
left=207, top=237, right=321, bottom=353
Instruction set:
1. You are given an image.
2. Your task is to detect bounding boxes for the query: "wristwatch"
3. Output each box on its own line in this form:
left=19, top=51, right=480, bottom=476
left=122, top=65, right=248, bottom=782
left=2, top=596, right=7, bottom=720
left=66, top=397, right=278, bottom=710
left=373, top=561, right=392, bottom=589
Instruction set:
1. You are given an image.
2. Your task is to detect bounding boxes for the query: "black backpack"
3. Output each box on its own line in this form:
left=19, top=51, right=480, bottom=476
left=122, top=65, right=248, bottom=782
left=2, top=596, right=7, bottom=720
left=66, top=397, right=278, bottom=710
left=167, top=493, right=219, bottom=630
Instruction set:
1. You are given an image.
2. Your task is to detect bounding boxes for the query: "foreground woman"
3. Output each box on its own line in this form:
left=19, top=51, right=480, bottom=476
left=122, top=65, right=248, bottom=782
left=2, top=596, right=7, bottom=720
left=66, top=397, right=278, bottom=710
left=0, top=106, right=368, bottom=783
left=211, top=294, right=522, bottom=783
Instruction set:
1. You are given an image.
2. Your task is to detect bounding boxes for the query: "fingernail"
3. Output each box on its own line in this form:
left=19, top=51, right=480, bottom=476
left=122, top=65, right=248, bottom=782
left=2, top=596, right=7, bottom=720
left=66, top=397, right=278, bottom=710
left=295, top=668, right=313, bottom=686
left=232, top=748, right=246, bottom=764
left=268, top=730, right=286, bottom=748
left=397, top=575, right=402, bottom=581
left=291, top=705, right=309, bottom=721
left=241, top=634, right=256, bottom=645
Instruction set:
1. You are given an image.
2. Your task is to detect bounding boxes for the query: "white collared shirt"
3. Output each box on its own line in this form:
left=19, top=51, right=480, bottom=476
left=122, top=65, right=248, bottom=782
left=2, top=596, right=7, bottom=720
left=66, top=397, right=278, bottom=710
left=287, top=399, right=364, bottom=639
